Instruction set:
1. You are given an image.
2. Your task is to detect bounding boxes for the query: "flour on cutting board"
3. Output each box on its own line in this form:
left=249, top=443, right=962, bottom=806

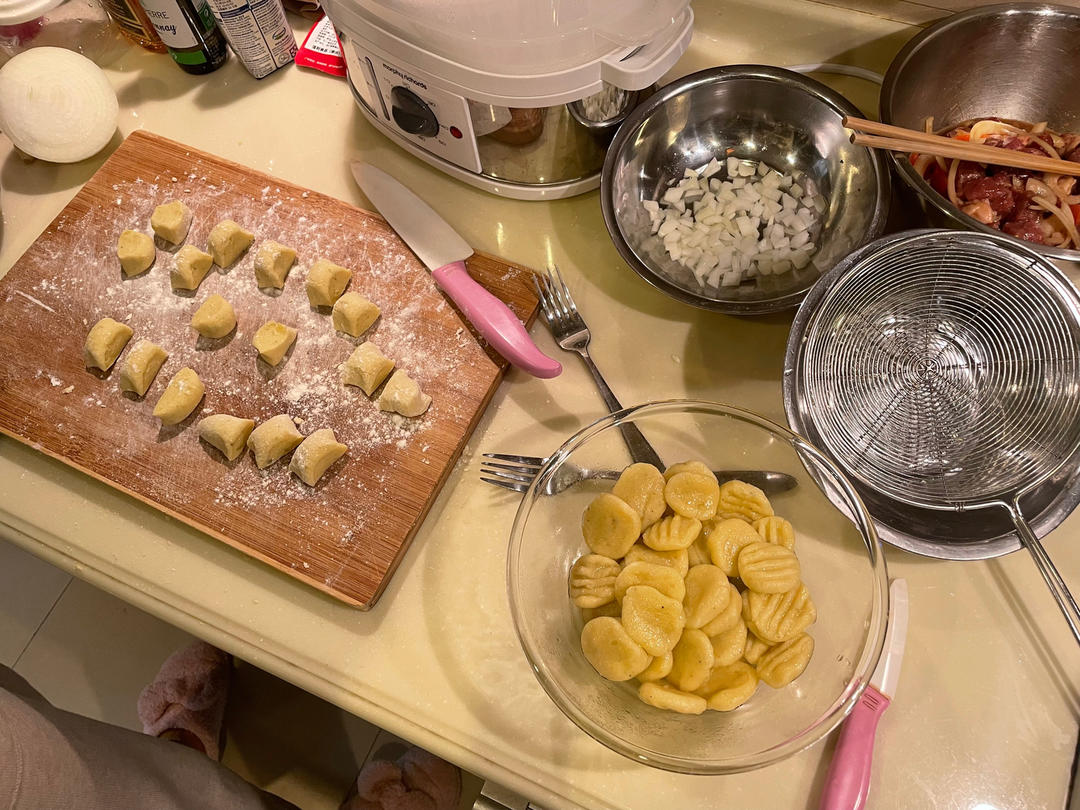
left=21, top=162, right=481, bottom=515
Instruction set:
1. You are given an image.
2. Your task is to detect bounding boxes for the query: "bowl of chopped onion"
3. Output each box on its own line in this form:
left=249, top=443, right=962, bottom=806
left=600, top=65, right=891, bottom=314
left=881, top=3, right=1080, bottom=262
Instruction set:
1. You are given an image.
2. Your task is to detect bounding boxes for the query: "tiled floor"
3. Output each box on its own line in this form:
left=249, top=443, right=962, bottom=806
left=0, top=539, right=482, bottom=810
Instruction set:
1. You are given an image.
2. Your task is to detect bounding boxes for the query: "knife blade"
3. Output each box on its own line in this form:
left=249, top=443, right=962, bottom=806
left=351, top=163, right=562, bottom=379
left=819, top=578, right=909, bottom=810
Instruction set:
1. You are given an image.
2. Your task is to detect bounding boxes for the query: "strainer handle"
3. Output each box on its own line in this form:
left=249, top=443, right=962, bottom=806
left=1007, top=503, right=1080, bottom=646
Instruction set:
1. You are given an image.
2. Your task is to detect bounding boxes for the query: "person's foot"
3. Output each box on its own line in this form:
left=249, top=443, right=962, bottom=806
left=341, top=745, right=461, bottom=810
left=137, top=641, right=231, bottom=761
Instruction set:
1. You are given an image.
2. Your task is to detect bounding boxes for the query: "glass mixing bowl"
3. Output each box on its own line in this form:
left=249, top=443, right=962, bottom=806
left=506, top=400, right=890, bottom=773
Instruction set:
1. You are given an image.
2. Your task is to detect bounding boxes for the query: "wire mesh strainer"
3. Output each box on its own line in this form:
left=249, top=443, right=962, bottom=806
left=786, top=230, right=1080, bottom=644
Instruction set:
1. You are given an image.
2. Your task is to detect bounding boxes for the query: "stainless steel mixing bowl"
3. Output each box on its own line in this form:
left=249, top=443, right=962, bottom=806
left=880, top=3, right=1080, bottom=263
left=601, top=65, right=891, bottom=314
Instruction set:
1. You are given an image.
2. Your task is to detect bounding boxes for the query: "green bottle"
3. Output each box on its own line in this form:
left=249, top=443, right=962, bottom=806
left=137, top=0, right=228, bottom=74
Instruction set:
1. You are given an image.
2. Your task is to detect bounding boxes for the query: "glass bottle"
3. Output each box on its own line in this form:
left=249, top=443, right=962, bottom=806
left=99, top=0, right=165, bottom=51
left=137, top=0, right=227, bottom=74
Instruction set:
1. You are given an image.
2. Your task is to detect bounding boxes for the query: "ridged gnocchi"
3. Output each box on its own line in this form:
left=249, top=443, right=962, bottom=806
left=570, top=462, right=816, bottom=716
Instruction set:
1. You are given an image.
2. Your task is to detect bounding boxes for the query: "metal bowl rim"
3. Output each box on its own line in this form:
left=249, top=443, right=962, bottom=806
left=601, top=64, right=892, bottom=315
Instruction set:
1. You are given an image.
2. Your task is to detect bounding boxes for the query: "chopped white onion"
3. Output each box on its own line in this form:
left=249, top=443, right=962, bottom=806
left=0, top=47, right=118, bottom=163
left=643, top=158, right=821, bottom=291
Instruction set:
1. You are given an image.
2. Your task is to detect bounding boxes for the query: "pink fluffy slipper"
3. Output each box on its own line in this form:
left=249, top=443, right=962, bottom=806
left=342, top=746, right=461, bottom=810
left=136, top=640, right=231, bottom=761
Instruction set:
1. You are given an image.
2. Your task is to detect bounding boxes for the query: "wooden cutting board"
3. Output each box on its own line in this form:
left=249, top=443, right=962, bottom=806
left=0, top=130, right=539, bottom=608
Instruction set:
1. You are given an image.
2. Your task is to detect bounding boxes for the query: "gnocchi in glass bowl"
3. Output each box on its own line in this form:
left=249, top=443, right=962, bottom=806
left=506, top=400, right=890, bottom=774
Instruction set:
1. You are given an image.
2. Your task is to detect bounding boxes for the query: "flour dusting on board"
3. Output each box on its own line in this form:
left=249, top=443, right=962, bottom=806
left=0, top=134, right=529, bottom=606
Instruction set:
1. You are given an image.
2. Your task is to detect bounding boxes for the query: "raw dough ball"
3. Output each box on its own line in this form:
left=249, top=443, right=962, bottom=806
left=755, top=633, right=814, bottom=688
left=150, top=200, right=192, bottom=245
left=682, top=564, right=730, bottom=629
left=663, top=460, right=715, bottom=481
left=744, top=584, right=816, bottom=644
left=118, top=339, right=168, bottom=397
left=251, top=321, right=297, bottom=366
left=636, top=651, right=673, bottom=682
left=664, top=472, right=720, bottom=520
left=710, top=617, right=748, bottom=667
left=621, top=585, right=685, bottom=657
left=668, top=628, right=715, bottom=692
left=704, top=518, right=760, bottom=577
left=738, top=542, right=801, bottom=594
left=637, top=681, right=707, bottom=715
left=342, top=342, right=394, bottom=395
left=254, top=240, right=296, bottom=288
left=331, top=292, right=380, bottom=337
left=699, top=583, right=742, bottom=637
left=152, top=367, right=204, bottom=425
left=613, top=561, right=685, bottom=603
left=580, top=616, right=650, bottom=681
left=753, top=516, right=796, bottom=550
left=246, top=414, right=303, bottom=469
left=623, top=543, right=689, bottom=577
left=83, top=317, right=132, bottom=370
left=289, top=427, right=348, bottom=486
left=376, top=369, right=431, bottom=417
left=198, top=413, right=255, bottom=461
left=611, top=462, right=666, bottom=528
left=190, top=294, right=236, bottom=338
left=717, top=479, right=774, bottom=523
left=581, top=492, right=640, bottom=559
left=171, top=245, right=214, bottom=290
left=643, top=514, right=701, bottom=551
left=700, top=661, right=759, bottom=711
left=117, top=230, right=155, bottom=276
left=207, top=219, right=254, bottom=268
left=305, top=258, right=351, bottom=307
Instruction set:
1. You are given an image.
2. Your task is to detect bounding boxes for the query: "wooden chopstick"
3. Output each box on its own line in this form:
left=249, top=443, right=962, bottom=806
left=843, top=116, right=1080, bottom=177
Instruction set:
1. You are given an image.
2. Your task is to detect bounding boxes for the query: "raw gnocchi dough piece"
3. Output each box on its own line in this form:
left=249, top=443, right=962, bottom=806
left=581, top=492, right=641, bottom=559
left=637, top=680, right=707, bottom=715
left=376, top=369, right=432, bottom=418
left=705, top=518, right=761, bottom=577
left=117, top=230, right=155, bottom=276
left=664, top=472, right=720, bottom=520
left=171, top=244, right=214, bottom=290
left=668, top=628, right=714, bottom=692
left=251, top=321, right=297, bottom=366
left=710, top=617, right=748, bottom=667
left=614, top=561, right=686, bottom=603
left=246, top=414, right=304, bottom=469
left=580, top=602, right=621, bottom=622
left=700, top=583, right=743, bottom=637
left=207, top=219, right=254, bottom=268
left=663, top=460, right=715, bottom=481
left=738, top=542, right=801, bottom=594
left=190, top=293, right=236, bottom=338
left=611, top=463, right=667, bottom=528
left=150, top=200, right=192, bottom=245
left=686, top=532, right=711, bottom=567
left=717, top=479, right=774, bottom=522
left=118, top=340, right=168, bottom=397
left=755, top=633, right=814, bottom=688
left=745, top=584, right=816, bottom=644
left=620, top=585, right=685, bottom=657
left=342, top=342, right=395, bottom=396
left=753, top=516, right=796, bottom=550
left=152, top=367, right=204, bottom=425
left=253, top=240, right=297, bottom=288
left=623, top=543, right=689, bottom=577
left=198, top=414, right=255, bottom=461
left=636, top=650, right=673, bottom=682
left=331, top=292, right=380, bottom=337
left=642, top=514, right=701, bottom=551
left=83, top=317, right=133, bottom=370
left=580, top=616, right=650, bottom=681
left=305, top=258, right=351, bottom=307
left=742, top=633, right=775, bottom=666
left=701, top=661, right=759, bottom=711
left=289, top=428, right=348, bottom=486
left=682, top=564, right=730, bottom=629
left=569, top=553, right=621, bottom=609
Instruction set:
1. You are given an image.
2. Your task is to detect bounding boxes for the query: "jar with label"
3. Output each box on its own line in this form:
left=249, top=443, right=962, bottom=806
left=204, top=0, right=296, bottom=79
left=137, top=0, right=227, bottom=73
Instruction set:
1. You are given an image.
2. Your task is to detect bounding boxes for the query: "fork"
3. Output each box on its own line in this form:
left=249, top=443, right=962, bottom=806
left=480, top=453, right=798, bottom=496
left=533, top=265, right=665, bottom=468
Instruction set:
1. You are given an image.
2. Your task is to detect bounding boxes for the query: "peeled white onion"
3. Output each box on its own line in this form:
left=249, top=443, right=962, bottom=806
left=0, top=47, right=119, bottom=163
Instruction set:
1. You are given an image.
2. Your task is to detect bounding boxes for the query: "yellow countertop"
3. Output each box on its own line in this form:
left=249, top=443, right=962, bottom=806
left=1, top=2, right=1078, bottom=808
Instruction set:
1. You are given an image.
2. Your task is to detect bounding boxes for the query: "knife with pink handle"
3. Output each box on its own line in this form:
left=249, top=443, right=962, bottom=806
left=351, top=163, right=562, bottom=379
left=820, top=578, right=909, bottom=810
